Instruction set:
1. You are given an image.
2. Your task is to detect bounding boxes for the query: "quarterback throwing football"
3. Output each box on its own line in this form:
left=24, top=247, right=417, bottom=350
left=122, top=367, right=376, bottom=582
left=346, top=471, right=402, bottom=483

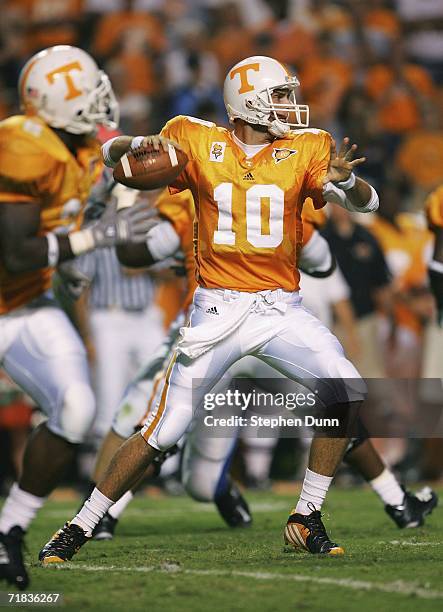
left=40, top=55, right=380, bottom=562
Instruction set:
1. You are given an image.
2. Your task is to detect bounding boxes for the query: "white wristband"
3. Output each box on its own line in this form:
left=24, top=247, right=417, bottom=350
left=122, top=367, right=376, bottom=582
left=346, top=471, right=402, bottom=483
left=68, top=228, right=95, bottom=255
left=46, top=232, right=59, bottom=267
left=102, top=136, right=144, bottom=168
left=336, top=172, right=356, bottom=191
left=429, top=259, right=443, bottom=275
left=101, top=137, right=120, bottom=168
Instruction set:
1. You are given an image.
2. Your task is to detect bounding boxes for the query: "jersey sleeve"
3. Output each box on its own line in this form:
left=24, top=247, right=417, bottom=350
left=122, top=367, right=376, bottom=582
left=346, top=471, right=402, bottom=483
left=303, top=131, right=332, bottom=210
left=160, top=116, right=196, bottom=193
left=425, top=185, right=443, bottom=229
left=0, top=120, right=59, bottom=203
left=160, top=115, right=215, bottom=194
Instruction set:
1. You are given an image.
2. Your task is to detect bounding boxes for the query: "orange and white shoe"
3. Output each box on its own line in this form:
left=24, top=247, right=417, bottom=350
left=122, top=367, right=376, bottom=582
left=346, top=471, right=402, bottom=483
left=284, top=502, right=344, bottom=556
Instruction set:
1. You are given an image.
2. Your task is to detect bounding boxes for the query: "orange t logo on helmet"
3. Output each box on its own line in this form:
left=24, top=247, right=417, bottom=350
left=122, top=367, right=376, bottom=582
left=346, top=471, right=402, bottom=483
left=229, top=63, right=260, bottom=94
left=46, top=62, right=83, bottom=100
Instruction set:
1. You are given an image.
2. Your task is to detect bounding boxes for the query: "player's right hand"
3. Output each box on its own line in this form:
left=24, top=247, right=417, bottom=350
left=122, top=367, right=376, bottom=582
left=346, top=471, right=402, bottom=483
left=139, top=135, right=183, bottom=153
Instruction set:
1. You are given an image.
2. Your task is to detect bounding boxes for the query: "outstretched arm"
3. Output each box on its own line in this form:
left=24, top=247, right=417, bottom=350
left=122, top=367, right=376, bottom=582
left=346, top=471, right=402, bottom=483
left=0, top=201, right=75, bottom=273
left=323, top=138, right=378, bottom=213
left=0, top=197, right=157, bottom=274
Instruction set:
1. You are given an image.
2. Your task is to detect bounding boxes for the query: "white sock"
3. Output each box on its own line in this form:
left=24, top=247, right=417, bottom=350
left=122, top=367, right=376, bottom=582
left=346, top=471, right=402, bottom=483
left=0, top=483, right=46, bottom=533
left=108, top=491, right=134, bottom=520
left=295, top=468, right=333, bottom=515
left=369, top=468, right=404, bottom=506
left=71, top=488, right=114, bottom=537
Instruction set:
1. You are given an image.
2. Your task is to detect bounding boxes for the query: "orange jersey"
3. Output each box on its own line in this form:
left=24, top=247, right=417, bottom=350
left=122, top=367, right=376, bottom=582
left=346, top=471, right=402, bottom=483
left=160, top=115, right=331, bottom=292
left=425, top=184, right=443, bottom=229
left=0, top=115, right=101, bottom=314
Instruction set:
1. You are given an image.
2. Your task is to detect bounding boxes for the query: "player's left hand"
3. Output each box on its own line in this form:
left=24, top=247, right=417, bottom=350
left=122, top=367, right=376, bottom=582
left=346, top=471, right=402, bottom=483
left=323, top=137, right=366, bottom=185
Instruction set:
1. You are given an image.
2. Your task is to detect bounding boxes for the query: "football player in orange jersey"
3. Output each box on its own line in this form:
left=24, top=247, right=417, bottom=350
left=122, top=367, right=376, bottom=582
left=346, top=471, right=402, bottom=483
left=0, top=45, right=155, bottom=589
left=40, top=55, right=381, bottom=562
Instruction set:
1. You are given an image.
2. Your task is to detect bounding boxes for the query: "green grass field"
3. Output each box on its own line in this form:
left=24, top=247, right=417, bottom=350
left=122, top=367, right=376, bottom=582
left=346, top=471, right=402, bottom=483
left=5, top=487, right=442, bottom=612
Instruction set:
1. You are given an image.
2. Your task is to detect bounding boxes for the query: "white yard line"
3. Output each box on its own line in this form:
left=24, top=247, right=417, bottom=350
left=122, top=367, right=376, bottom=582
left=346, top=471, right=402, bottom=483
left=379, top=540, right=442, bottom=547
left=45, top=564, right=443, bottom=600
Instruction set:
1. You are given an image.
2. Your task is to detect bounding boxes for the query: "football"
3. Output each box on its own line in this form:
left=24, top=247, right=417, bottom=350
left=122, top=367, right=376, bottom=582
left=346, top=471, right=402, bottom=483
left=113, top=143, right=188, bottom=190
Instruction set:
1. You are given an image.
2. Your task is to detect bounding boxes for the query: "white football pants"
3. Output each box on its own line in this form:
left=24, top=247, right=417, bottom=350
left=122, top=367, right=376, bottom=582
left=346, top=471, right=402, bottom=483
left=141, top=287, right=365, bottom=451
left=0, top=303, right=95, bottom=443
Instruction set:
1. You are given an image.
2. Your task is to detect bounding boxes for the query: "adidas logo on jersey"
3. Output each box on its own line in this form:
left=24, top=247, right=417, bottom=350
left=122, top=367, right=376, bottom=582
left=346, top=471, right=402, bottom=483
left=206, top=306, right=220, bottom=315
left=243, top=172, right=255, bottom=181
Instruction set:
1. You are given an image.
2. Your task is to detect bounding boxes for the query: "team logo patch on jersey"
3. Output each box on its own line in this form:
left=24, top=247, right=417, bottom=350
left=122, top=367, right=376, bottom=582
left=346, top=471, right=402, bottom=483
left=209, top=142, right=226, bottom=163
left=272, top=148, right=298, bottom=164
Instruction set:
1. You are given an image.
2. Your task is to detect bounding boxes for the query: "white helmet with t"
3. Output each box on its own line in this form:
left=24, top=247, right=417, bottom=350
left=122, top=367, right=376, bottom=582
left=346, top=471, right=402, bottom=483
left=223, top=55, right=309, bottom=137
left=18, top=45, right=119, bottom=135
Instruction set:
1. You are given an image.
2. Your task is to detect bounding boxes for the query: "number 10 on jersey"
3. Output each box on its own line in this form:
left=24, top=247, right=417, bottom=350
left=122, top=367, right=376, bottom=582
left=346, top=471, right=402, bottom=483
left=213, top=183, right=285, bottom=249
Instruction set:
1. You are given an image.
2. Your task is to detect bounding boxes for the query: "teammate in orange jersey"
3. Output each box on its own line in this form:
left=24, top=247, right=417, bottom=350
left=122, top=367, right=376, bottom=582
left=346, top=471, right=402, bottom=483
left=0, top=45, right=154, bottom=589
left=40, top=55, right=380, bottom=562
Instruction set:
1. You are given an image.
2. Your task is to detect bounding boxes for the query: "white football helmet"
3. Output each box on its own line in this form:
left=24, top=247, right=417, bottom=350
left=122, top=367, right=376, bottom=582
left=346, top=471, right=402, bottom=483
left=18, top=45, right=119, bottom=135
left=223, top=56, right=309, bottom=136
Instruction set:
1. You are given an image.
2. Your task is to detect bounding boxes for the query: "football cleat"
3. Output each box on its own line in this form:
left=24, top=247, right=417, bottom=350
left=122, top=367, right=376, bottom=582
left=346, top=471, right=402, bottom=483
left=215, top=482, right=252, bottom=528
left=0, top=526, right=29, bottom=590
left=39, top=522, right=89, bottom=565
left=385, top=486, right=438, bottom=529
left=284, top=503, right=344, bottom=555
left=92, top=513, right=118, bottom=541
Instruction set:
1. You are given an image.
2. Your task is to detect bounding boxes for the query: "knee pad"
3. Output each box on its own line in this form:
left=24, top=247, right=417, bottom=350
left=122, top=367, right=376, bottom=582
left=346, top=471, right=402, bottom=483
left=56, top=382, right=96, bottom=444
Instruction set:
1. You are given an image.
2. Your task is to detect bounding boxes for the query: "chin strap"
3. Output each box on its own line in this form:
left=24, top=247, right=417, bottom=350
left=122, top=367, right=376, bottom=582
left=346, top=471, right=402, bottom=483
left=268, top=119, right=291, bottom=138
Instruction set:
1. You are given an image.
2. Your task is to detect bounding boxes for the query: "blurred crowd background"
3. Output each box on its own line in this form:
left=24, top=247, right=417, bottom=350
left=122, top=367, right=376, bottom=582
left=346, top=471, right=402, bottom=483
left=1, top=0, right=443, bottom=493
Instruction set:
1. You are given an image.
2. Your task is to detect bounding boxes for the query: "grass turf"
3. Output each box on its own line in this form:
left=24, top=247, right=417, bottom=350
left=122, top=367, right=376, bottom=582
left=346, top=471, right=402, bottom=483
left=3, top=487, right=442, bottom=612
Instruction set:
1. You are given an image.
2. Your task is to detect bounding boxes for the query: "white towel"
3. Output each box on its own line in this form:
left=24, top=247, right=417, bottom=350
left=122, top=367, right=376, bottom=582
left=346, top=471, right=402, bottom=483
left=177, top=292, right=257, bottom=359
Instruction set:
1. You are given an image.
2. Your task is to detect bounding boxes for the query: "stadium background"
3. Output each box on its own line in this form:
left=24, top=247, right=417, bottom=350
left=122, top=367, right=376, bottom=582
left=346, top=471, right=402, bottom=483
left=1, top=0, right=443, bottom=491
